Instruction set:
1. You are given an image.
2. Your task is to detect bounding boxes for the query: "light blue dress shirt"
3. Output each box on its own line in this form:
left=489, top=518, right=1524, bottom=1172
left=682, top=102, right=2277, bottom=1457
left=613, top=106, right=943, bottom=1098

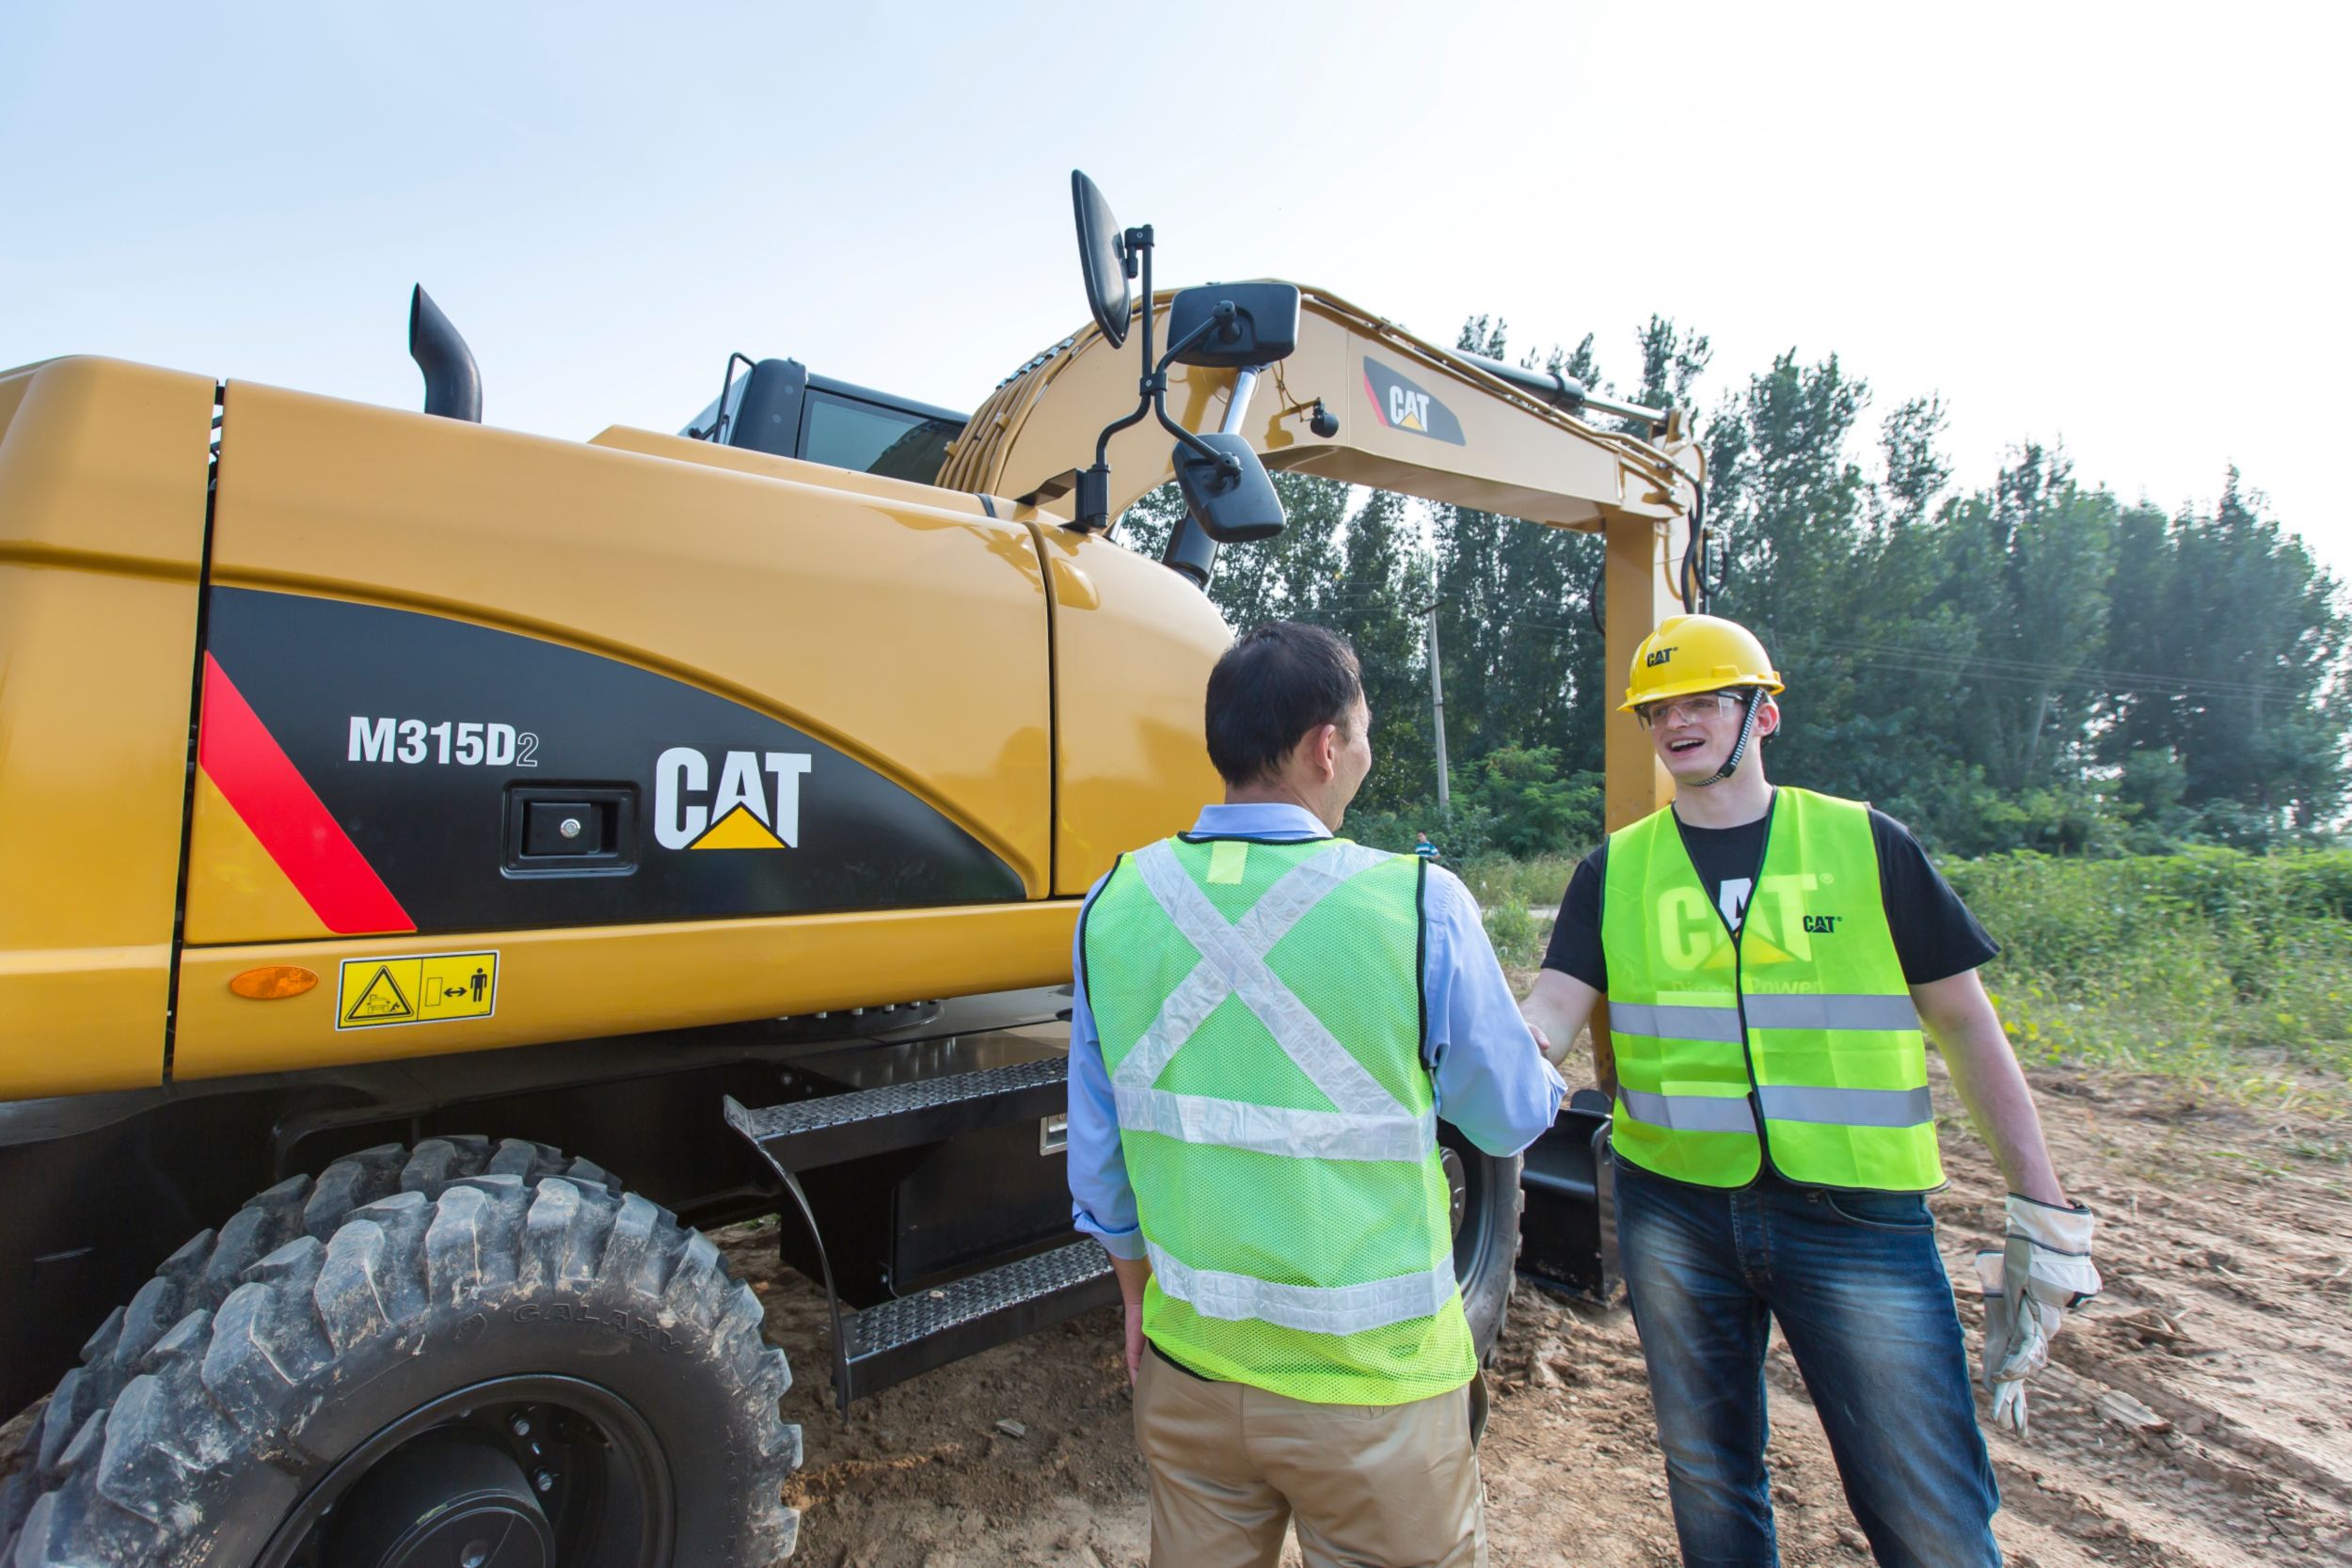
left=1067, top=802, right=1566, bottom=1261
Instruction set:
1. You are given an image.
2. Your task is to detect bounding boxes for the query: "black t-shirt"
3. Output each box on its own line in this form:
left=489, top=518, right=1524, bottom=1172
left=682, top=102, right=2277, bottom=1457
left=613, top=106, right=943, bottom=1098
left=1539, top=794, right=1996, bottom=990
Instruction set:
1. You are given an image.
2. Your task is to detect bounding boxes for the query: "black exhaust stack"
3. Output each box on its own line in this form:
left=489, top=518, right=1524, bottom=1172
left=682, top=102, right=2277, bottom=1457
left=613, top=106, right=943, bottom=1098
left=407, top=284, right=482, bottom=422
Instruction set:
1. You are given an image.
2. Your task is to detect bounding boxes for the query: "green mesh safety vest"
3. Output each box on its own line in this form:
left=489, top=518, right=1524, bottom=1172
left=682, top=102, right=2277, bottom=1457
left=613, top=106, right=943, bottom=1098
left=1080, top=834, right=1475, bottom=1405
left=1601, top=788, right=1944, bottom=1192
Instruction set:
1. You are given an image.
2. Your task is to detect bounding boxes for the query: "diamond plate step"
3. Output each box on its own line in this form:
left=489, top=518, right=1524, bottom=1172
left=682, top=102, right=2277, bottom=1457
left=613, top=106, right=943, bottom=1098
left=840, top=1239, right=1116, bottom=1402
left=722, top=1054, right=1069, bottom=1173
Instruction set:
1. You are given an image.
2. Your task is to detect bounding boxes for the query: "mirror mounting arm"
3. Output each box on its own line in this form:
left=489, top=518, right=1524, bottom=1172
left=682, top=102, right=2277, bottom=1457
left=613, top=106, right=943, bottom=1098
left=1080, top=220, right=1223, bottom=529
left=1149, top=303, right=1244, bottom=478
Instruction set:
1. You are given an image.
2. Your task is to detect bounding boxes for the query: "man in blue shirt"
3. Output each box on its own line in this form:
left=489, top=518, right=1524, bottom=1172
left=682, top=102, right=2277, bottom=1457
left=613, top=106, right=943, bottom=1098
left=1068, top=621, right=1562, bottom=1568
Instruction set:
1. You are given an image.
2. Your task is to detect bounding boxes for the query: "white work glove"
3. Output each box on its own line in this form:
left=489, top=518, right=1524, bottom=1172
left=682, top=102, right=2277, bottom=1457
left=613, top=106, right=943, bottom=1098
left=1973, top=1194, right=2101, bottom=1439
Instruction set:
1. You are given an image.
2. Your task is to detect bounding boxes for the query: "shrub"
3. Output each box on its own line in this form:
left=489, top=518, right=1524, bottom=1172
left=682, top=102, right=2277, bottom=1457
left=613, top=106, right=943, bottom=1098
left=1948, top=847, right=2352, bottom=1088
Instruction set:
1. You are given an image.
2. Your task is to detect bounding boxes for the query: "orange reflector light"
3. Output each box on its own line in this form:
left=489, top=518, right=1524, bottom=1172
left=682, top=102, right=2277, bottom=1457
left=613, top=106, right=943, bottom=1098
left=230, top=965, right=319, bottom=1000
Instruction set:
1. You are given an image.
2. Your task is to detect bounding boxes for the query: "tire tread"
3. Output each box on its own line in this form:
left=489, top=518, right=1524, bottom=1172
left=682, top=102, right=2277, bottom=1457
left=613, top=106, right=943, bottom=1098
left=0, top=1142, right=788, bottom=1564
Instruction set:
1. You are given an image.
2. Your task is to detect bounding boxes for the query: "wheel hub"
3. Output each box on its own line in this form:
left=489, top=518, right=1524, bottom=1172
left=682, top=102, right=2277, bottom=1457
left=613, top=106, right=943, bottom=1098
left=324, top=1429, right=554, bottom=1568
left=258, top=1378, right=671, bottom=1568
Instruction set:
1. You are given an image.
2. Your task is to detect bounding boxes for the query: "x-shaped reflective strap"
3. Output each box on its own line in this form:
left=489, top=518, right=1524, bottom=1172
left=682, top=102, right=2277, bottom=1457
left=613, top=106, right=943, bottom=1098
left=1112, top=843, right=1426, bottom=1162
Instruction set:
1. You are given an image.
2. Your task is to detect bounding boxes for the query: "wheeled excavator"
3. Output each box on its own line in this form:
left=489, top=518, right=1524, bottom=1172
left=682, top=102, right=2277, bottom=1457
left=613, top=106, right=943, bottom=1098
left=0, top=172, right=1705, bottom=1564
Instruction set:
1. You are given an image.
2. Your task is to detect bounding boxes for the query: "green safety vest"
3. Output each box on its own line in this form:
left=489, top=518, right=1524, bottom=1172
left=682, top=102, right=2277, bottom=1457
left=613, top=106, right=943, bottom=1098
left=1601, top=788, right=1944, bottom=1192
left=1080, top=834, right=1474, bottom=1406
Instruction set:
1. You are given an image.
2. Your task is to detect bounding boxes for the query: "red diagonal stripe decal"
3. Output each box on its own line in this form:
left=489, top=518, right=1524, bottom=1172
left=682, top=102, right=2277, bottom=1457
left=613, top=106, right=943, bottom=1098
left=199, top=654, right=414, bottom=935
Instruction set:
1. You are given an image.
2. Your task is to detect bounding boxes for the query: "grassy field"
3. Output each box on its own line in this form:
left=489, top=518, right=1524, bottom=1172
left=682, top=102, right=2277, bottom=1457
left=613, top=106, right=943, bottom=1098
left=1457, top=846, right=2352, bottom=1109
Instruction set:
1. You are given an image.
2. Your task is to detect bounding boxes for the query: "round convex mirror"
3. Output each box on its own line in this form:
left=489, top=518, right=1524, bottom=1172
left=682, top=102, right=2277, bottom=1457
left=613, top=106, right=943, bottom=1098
left=1071, top=170, right=1131, bottom=350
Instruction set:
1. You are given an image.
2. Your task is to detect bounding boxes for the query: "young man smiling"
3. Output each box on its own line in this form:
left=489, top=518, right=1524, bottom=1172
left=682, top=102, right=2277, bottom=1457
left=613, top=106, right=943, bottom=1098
left=1519, top=613, right=2101, bottom=1568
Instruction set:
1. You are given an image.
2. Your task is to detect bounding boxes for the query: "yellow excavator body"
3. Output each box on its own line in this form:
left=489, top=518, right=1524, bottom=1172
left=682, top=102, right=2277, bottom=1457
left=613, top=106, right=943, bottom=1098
left=0, top=278, right=1694, bottom=1100
left=0, top=185, right=1696, bottom=1559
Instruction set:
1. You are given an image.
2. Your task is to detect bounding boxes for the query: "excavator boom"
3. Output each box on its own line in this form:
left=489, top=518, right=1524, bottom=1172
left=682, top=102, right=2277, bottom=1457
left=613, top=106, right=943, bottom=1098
left=943, top=283, right=1700, bottom=827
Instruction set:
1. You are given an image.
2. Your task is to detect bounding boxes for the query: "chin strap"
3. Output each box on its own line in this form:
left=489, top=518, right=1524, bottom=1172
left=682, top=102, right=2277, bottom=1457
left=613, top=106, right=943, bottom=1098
left=1691, top=689, right=1764, bottom=788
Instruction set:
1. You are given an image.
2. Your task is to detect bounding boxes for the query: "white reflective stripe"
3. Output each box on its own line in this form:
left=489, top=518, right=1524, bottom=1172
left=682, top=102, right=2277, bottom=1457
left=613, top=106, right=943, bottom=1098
left=1120, top=957, right=1232, bottom=1093
left=1233, top=841, right=1395, bottom=949
left=1115, top=1085, right=1437, bottom=1164
left=1121, top=844, right=1388, bottom=1089
left=1608, top=1001, right=1744, bottom=1043
left=1122, top=842, right=1403, bottom=1121
left=1616, top=1087, right=1757, bottom=1133
left=1148, top=1243, right=1457, bottom=1335
left=1744, top=993, right=1921, bottom=1032
left=1756, top=1084, right=1933, bottom=1128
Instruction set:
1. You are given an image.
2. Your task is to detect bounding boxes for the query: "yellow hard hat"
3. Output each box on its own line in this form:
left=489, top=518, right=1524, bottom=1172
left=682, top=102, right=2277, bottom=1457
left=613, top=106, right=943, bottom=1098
left=1619, top=613, right=1784, bottom=712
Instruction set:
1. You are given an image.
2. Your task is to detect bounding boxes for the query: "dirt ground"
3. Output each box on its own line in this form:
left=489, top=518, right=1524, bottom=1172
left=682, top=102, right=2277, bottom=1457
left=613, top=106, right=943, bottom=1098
left=5, top=1058, right=2343, bottom=1566
left=734, top=1053, right=2352, bottom=1568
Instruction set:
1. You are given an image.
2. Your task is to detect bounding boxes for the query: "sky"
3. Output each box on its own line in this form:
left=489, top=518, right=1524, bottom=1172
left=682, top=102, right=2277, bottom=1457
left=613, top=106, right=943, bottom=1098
left=5, top=2, right=2345, bottom=575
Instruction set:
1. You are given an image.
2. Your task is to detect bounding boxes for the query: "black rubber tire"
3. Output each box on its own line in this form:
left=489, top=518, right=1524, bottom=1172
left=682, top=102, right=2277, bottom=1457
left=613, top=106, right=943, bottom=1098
left=1442, top=1130, right=1524, bottom=1362
left=0, top=1136, right=798, bottom=1566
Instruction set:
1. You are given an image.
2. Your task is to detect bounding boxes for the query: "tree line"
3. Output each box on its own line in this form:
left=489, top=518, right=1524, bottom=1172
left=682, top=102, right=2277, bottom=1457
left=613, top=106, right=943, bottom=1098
left=1120, top=316, right=2351, bottom=860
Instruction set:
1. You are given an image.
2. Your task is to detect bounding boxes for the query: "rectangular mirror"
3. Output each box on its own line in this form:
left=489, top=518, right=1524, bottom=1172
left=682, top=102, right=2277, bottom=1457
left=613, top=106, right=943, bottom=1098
left=1172, top=434, right=1285, bottom=544
left=1165, top=283, right=1301, bottom=369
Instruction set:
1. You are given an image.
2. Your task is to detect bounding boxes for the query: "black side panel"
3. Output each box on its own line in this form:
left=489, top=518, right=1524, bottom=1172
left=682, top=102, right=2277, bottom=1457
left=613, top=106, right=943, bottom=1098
left=205, top=587, right=1022, bottom=931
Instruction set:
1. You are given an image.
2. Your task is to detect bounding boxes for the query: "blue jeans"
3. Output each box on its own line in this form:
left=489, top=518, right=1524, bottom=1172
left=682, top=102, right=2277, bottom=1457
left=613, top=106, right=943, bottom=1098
left=1614, top=1156, right=2000, bottom=1568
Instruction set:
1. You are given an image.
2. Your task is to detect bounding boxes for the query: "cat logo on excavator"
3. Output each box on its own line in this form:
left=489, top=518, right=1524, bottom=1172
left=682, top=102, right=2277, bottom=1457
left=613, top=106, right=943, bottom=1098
left=654, top=746, right=813, bottom=850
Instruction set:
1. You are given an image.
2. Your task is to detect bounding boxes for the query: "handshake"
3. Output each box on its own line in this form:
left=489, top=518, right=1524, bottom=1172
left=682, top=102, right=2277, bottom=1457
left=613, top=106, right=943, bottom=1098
left=1522, top=1016, right=1573, bottom=1070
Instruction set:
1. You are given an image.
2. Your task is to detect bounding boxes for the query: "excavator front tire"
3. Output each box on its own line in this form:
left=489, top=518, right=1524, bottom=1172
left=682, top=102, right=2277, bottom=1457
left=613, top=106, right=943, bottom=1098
left=0, top=1136, right=799, bottom=1567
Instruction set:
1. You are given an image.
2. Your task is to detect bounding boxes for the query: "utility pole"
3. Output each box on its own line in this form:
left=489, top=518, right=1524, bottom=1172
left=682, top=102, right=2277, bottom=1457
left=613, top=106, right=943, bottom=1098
left=1423, top=598, right=1451, bottom=817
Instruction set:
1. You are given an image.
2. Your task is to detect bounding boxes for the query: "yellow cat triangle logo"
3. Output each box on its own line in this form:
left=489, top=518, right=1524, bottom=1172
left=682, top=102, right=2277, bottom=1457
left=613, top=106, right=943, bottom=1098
left=690, top=803, right=787, bottom=850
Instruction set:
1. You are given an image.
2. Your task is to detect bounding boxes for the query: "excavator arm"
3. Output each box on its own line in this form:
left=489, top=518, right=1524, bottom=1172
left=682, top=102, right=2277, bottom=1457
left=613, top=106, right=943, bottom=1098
left=940, top=285, right=1701, bottom=828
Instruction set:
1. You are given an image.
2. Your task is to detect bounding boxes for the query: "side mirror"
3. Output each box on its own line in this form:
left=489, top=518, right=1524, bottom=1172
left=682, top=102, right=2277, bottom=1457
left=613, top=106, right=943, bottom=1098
left=1071, top=171, right=1132, bottom=350
left=1165, top=283, right=1300, bottom=369
left=1171, top=434, right=1285, bottom=544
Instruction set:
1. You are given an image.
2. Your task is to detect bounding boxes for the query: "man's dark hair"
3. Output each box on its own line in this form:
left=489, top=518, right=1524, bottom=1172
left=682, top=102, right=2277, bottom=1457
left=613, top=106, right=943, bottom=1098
left=1204, top=622, right=1364, bottom=786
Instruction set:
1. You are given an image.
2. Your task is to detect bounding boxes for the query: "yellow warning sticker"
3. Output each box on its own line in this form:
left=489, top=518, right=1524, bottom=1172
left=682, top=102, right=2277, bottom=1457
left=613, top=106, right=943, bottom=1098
left=336, top=951, right=499, bottom=1031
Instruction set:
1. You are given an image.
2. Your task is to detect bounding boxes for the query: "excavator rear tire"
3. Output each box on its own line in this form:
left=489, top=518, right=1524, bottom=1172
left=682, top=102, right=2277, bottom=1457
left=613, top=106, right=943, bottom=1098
left=1442, top=1133, right=1523, bottom=1363
left=0, top=1136, right=799, bottom=1566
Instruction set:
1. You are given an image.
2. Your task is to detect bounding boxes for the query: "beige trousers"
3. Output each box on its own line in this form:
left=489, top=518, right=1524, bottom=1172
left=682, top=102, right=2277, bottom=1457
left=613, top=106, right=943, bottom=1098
left=1132, top=1350, right=1487, bottom=1568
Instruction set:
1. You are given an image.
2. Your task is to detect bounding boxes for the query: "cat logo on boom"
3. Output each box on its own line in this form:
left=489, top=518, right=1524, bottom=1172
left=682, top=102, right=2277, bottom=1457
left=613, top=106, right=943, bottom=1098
left=655, top=746, right=813, bottom=851
left=1359, top=357, right=1466, bottom=445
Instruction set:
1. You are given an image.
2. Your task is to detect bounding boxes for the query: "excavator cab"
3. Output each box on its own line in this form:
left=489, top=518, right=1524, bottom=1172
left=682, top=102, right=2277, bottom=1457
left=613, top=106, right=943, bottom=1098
left=681, top=356, right=967, bottom=482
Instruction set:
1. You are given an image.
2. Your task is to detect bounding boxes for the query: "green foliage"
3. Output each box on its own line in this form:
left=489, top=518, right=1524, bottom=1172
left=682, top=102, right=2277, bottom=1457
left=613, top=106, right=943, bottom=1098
left=1456, top=854, right=1580, bottom=921
left=1947, top=848, right=2352, bottom=1091
left=1462, top=746, right=1601, bottom=858
left=1343, top=801, right=1502, bottom=864
left=1109, top=313, right=2351, bottom=860
left=1479, top=897, right=1546, bottom=971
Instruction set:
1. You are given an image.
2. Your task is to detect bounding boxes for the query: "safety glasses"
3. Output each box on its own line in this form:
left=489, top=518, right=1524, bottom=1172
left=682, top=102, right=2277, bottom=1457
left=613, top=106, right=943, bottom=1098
left=1635, top=690, right=1747, bottom=729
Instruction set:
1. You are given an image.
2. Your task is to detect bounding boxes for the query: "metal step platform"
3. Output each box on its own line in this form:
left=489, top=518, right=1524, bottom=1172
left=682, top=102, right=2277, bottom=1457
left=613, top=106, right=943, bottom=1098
left=837, top=1239, right=1116, bottom=1402
left=722, top=1053, right=1071, bottom=1172
left=724, top=1046, right=1104, bottom=1409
